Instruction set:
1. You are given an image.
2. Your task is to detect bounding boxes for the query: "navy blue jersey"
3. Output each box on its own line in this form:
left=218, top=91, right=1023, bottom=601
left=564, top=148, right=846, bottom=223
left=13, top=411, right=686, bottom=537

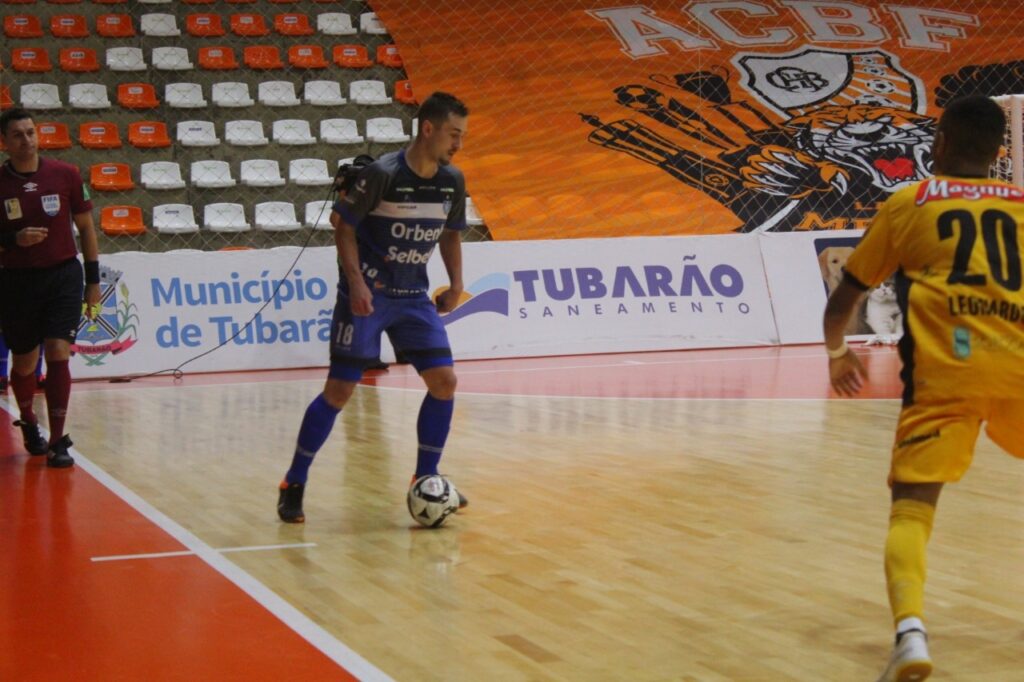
left=334, top=150, right=467, bottom=296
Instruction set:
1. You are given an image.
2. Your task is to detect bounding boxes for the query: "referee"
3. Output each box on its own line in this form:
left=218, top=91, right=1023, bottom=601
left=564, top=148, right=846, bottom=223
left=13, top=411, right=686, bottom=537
left=0, top=108, right=101, bottom=467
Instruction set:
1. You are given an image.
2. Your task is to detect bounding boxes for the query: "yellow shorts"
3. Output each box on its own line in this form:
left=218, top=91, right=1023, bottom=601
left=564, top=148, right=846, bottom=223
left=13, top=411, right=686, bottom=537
left=891, top=399, right=1024, bottom=483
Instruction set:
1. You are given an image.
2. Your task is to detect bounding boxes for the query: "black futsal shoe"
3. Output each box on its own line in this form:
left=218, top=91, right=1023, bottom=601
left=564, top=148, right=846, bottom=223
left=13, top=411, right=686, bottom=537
left=47, top=435, right=75, bottom=468
left=14, top=419, right=49, bottom=456
left=277, top=481, right=306, bottom=523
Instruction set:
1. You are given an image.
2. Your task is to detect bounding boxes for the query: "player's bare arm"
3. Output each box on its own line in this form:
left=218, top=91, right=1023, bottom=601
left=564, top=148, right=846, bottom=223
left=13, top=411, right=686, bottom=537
left=435, top=229, right=463, bottom=313
left=74, top=211, right=101, bottom=317
left=331, top=211, right=373, bottom=316
left=823, top=276, right=869, bottom=396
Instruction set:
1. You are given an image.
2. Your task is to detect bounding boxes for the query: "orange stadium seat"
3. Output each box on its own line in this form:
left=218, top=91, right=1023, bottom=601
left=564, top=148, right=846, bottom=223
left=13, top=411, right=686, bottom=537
left=332, top=44, right=372, bottom=68
left=128, top=121, right=172, bottom=148
left=100, top=206, right=146, bottom=236
left=36, top=122, right=73, bottom=149
left=4, top=15, right=43, bottom=38
left=96, top=14, right=135, bottom=37
left=244, top=46, right=284, bottom=70
left=229, top=13, right=268, bottom=36
left=0, top=86, right=12, bottom=110
left=186, top=13, right=225, bottom=37
left=198, top=46, right=238, bottom=70
left=274, top=13, right=313, bottom=36
left=117, top=83, right=159, bottom=109
left=11, top=48, right=52, bottom=72
left=90, top=162, right=134, bottom=191
left=78, top=121, right=121, bottom=149
left=394, top=79, right=417, bottom=105
left=288, top=45, right=327, bottom=69
left=50, top=14, right=89, bottom=38
left=59, top=47, right=99, bottom=72
left=376, top=44, right=403, bottom=68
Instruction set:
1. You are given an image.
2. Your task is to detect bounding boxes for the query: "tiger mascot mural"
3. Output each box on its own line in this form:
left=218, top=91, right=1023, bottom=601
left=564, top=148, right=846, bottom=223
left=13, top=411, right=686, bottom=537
left=582, top=48, right=939, bottom=232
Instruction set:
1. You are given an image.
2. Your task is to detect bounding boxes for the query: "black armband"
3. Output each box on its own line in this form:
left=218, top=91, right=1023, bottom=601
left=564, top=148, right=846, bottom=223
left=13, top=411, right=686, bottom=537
left=84, top=260, right=100, bottom=285
left=0, top=231, right=16, bottom=249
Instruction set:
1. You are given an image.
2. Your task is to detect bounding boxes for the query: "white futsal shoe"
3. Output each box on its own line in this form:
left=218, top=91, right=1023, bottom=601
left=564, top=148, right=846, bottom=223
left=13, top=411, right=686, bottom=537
left=876, top=630, right=932, bottom=682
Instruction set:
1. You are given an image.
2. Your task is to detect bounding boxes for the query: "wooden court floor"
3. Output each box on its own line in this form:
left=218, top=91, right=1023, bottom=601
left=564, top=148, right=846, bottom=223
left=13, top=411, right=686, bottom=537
left=2, top=346, right=1022, bottom=681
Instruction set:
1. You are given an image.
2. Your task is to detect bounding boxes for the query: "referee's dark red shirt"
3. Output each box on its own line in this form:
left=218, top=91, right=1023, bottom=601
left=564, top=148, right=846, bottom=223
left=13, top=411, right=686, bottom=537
left=0, top=158, right=91, bottom=269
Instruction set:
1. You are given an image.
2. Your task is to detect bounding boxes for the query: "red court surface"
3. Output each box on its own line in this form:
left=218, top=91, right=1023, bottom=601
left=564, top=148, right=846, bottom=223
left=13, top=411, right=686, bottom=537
left=1, top=345, right=901, bottom=681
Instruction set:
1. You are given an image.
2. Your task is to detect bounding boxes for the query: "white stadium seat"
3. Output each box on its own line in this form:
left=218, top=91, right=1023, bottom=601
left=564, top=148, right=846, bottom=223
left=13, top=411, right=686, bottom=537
left=204, top=203, right=250, bottom=232
left=212, top=82, right=254, bottom=108
left=289, top=158, right=332, bottom=186
left=165, top=82, right=207, bottom=109
left=177, top=120, right=220, bottom=147
left=140, top=13, right=180, bottom=37
left=349, top=80, right=390, bottom=105
left=255, top=202, right=301, bottom=231
left=365, top=117, right=409, bottom=143
left=303, top=80, right=345, bottom=106
left=359, top=12, right=387, bottom=35
left=319, top=118, right=363, bottom=144
left=106, top=47, right=147, bottom=72
left=191, top=160, right=237, bottom=188
left=258, top=81, right=300, bottom=107
left=152, top=47, right=193, bottom=71
left=272, top=119, right=316, bottom=145
left=69, top=83, right=110, bottom=109
left=225, top=120, right=269, bottom=146
left=241, top=159, right=286, bottom=187
left=153, top=204, right=199, bottom=234
left=305, top=200, right=334, bottom=229
left=466, top=196, right=485, bottom=226
left=20, top=83, right=61, bottom=110
left=140, top=161, right=186, bottom=190
left=317, top=13, right=356, bottom=36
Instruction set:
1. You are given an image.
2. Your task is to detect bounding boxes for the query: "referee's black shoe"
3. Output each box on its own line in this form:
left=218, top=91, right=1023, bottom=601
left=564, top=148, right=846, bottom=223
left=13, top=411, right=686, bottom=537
left=13, top=419, right=48, bottom=456
left=47, top=435, right=75, bottom=468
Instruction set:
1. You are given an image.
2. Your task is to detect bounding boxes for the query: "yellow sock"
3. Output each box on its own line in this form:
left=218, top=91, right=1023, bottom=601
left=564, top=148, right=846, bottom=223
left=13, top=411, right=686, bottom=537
left=885, top=498, right=936, bottom=627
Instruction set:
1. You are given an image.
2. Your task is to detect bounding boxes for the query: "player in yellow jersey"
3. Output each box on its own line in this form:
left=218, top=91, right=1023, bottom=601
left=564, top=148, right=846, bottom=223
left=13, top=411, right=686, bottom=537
left=823, top=95, right=1024, bottom=682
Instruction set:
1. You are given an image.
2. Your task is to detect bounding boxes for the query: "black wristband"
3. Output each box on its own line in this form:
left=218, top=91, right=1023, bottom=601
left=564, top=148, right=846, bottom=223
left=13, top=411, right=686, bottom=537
left=0, top=231, right=15, bottom=249
left=84, top=260, right=100, bottom=285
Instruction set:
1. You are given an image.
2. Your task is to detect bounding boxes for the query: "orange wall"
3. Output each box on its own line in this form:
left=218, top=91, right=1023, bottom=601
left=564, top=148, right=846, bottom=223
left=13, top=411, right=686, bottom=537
left=376, top=1, right=1024, bottom=239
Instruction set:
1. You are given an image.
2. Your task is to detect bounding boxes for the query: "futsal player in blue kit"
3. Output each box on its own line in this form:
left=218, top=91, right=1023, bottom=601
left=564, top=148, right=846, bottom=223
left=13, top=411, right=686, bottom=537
left=278, top=92, right=470, bottom=522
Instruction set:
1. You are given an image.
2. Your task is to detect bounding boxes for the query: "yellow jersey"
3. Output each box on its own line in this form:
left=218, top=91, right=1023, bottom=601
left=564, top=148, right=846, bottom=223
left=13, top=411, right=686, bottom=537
left=844, top=175, right=1024, bottom=403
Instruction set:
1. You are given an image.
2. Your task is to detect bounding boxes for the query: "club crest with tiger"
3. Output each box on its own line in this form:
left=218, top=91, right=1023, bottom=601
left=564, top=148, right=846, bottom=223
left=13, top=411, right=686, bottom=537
left=582, top=48, right=936, bottom=232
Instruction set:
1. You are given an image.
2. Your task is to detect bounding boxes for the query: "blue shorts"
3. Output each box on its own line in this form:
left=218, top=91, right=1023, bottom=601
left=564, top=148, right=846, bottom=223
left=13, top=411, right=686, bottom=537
left=328, top=289, right=452, bottom=381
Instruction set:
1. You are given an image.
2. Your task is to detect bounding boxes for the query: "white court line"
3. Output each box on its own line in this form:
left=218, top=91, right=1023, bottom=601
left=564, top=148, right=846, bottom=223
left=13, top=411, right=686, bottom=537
left=92, top=542, right=318, bottom=563
left=2, top=401, right=392, bottom=682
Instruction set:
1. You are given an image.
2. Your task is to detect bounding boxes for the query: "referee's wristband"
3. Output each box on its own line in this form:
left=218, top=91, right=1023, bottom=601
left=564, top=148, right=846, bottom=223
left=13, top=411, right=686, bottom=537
left=0, top=231, right=15, bottom=249
left=826, top=340, right=850, bottom=359
left=84, top=260, right=100, bottom=285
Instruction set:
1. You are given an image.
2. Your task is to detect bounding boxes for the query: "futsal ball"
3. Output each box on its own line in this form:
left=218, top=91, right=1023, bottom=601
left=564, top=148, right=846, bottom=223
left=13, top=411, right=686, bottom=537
left=407, top=475, right=460, bottom=528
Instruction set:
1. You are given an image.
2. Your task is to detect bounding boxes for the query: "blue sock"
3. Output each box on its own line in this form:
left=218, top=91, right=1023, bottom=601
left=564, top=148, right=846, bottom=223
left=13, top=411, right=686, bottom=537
left=415, top=394, right=454, bottom=478
left=285, top=394, right=341, bottom=484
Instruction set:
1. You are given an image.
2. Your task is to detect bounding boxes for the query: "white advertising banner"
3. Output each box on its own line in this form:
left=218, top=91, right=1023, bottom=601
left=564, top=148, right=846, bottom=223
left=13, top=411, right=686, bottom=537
left=759, top=230, right=866, bottom=344
left=429, top=235, right=779, bottom=359
left=70, top=235, right=780, bottom=378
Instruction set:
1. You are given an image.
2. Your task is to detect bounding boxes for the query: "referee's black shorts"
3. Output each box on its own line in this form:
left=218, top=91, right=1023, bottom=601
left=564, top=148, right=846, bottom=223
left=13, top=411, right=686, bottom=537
left=0, top=258, right=84, bottom=354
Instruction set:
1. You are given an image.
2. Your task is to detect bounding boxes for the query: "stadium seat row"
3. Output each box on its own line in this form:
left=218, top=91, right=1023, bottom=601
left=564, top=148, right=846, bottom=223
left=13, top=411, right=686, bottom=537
left=17, top=79, right=406, bottom=110
left=4, top=43, right=402, bottom=73
left=93, top=158, right=363, bottom=190
left=100, top=196, right=484, bottom=236
left=4, top=12, right=385, bottom=38
left=98, top=201, right=336, bottom=235
left=5, top=117, right=410, bottom=151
